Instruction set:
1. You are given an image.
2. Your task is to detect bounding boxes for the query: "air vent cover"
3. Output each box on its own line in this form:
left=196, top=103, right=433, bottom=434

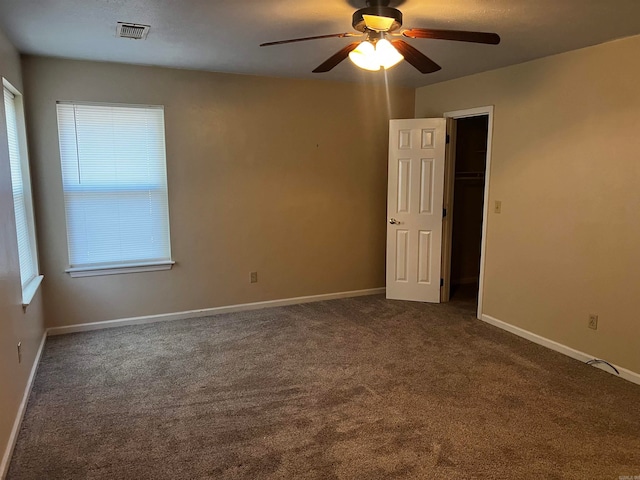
left=116, top=22, right=150, bottom=40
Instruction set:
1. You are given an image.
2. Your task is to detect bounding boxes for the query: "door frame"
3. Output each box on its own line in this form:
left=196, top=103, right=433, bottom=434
left=443, top=106, right=494, bottom=320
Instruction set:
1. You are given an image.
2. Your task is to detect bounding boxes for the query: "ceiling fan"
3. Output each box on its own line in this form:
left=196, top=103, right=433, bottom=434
left=260, top=0, right=500, bottom=74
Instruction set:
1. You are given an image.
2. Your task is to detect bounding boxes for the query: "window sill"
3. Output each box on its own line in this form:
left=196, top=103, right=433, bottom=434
left=22, top=275, right=44, bottom=308
left=66, top=261, right=175, bottom=278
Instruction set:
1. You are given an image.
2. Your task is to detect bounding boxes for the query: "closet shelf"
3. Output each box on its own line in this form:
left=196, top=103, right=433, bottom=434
left=455, top=171, right=485, bottom=181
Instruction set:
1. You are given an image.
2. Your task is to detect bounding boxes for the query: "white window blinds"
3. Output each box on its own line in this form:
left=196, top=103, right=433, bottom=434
left=56, top=103, right=172, bottom=270
left=4, top=87, right=38, bottom=288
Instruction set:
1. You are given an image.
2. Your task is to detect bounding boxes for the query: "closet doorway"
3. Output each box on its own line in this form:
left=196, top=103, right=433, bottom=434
left=442, top=106, right=493, bottom=318
left=451, top=115, right=487, bottom=303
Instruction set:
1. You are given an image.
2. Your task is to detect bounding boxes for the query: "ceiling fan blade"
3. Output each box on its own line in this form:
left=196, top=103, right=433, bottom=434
left=402, top=28, right=500, bottom=45
left=312, top=42, right=361, bottom=73
left=260, top=33, right=361, bottom=47
left=391, top=40, right=441, bottom=74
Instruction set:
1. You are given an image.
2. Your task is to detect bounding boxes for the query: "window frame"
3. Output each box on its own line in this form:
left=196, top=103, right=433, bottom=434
left=3, top=78, right=43, bottom=306
left=55, top=101, right=174, bottom=278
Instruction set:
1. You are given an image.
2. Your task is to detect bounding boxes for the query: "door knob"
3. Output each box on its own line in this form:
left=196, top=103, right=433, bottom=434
left=389, top=218, right=400, bottom=225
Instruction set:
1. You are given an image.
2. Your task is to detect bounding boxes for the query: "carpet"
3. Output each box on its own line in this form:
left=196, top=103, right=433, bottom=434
left=8, top=295, right=640, bottom=479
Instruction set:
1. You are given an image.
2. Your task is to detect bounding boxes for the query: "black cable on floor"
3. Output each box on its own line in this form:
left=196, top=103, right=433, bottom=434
left=586, top=359, right=620, bottom=375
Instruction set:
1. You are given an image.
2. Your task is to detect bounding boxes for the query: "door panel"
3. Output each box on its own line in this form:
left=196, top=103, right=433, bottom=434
left=418, top=230, right=432, bottom=284
left=387, top=118, right=446, bottom=302
left=397, top=159, right=411, bottom=213
left=419, top=158, right=434, bottom=214
left=395, top=230, right=409, bottom=282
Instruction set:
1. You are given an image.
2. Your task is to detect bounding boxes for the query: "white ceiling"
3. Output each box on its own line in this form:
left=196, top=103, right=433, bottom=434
left=1, top=0, right=640, bottom=88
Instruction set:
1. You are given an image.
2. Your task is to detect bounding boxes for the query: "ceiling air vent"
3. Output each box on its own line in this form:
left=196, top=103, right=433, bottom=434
left=116, top=22, right=150, bottom=40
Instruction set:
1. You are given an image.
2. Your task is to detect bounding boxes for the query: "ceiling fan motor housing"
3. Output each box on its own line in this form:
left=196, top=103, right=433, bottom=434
left=352, top=6, right=403, bottom=32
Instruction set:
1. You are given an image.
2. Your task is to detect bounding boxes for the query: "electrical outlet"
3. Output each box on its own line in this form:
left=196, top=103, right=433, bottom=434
left=588, top=314, right=598, bottom=330
left=494, top=200, right=502, bottom=214
left=17, top=342, right=22, bottom=363
left=250, top=271, right=258, bottom=283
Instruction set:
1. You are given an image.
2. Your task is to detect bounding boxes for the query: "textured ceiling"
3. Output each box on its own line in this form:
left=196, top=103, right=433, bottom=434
left=1, top=0, right=640, bottom=87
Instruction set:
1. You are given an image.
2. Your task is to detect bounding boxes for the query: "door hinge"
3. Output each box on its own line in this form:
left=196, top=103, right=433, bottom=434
left=440, top=278, right=444, bottom=287
left=446, top=134, right=450, bottom=144
left=443, top=208, right=447, bottom=218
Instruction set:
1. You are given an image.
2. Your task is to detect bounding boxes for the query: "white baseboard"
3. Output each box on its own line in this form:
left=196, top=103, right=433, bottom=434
left=47, top=287, right=386, bottom=336
left=1, top=331, right=47, bottom=479
left=481, top=314, right=640, bottom=386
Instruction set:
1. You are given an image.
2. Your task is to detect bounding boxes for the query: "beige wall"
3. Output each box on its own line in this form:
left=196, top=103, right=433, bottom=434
left=0, top=31, right=45, bottom=471
left=21, top=56, right=414, bottom=329
left=416, top=35, right=640, bottom=373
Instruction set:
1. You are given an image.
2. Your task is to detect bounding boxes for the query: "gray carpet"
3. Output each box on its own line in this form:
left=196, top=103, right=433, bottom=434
left=8, top=295, right=640, bottom=479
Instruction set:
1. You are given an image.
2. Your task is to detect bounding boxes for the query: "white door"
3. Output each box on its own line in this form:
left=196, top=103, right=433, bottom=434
left=386, top=118, right=446, bottom=302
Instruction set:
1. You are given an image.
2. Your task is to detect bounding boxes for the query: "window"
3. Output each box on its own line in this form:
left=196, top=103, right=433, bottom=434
left=3, top=81, right=42, bottom=305
left=56, top=102, right=173, bottom=277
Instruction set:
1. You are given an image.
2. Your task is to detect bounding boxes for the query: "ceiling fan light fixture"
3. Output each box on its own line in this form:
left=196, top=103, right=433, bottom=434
left=362, top=14, right=395, bottom=32
left=260, top=3, right=500, bottom=75
left=376, top=38, right=403, bottom=69
left=348, top=41, right=381, bottom=71
left=348, top=39, right=403, bottom=72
